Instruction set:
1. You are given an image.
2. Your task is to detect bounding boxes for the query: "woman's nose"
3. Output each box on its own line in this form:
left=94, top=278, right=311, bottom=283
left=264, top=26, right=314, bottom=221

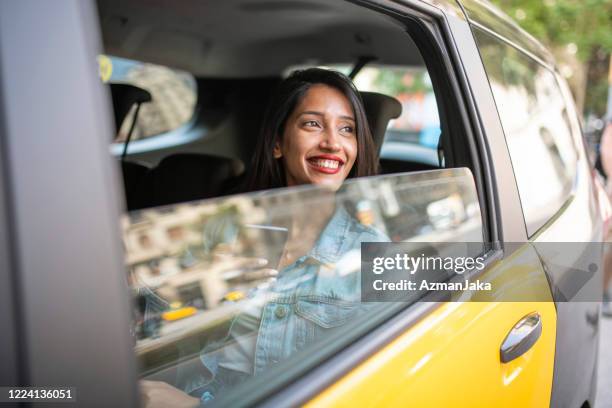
left=320, top=129, right=341, bottom=151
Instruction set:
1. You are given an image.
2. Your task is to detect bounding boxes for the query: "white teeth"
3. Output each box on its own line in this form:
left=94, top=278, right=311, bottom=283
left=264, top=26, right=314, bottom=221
left=313, top=159, right=340, bottom=169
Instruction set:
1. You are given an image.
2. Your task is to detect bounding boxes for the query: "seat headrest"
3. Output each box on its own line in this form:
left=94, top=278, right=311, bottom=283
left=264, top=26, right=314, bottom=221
left=109, top=83, right=152, bottom=134
left=359, top=92, right=402, bottom=155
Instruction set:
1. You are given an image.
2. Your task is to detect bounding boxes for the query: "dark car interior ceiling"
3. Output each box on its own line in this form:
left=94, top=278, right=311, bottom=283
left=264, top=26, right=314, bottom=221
left=96, top=0, right=433, bottom=211
left=97, top=0, right=423, bottom=76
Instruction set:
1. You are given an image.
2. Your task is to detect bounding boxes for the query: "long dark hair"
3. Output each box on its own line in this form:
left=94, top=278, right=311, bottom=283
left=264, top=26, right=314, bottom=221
left=246, top=68, right=377, bottom=191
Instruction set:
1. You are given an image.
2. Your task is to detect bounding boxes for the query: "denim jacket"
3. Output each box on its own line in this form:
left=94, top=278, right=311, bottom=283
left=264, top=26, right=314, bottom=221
left=185, top=206, right=387, bottom=403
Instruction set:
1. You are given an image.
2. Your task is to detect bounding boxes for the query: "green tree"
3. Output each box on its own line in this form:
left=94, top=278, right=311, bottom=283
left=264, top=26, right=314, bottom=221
left=490, top=0, right=612, bottom=116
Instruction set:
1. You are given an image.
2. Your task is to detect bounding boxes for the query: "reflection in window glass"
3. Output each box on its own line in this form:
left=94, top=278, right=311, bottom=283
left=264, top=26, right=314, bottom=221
left=101, top=55, right=197, bottom=142
left=124, top=170, right=482, bottom=404
left=474, top=29, right=577, bottom=235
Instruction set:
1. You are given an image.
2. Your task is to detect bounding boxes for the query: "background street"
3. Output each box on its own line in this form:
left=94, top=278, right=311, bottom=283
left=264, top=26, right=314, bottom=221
left=597, top=316, right=612, bottom=407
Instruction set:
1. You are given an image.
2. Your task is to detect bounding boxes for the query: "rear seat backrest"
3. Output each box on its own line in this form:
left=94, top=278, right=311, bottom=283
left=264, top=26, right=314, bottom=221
left=359, top=91, right=402, bottom=157
left=132, top=153, right=244, bottom=210
left=109, top=83, right=153, bottom=210
left=122, top=161, right=150, bottom=210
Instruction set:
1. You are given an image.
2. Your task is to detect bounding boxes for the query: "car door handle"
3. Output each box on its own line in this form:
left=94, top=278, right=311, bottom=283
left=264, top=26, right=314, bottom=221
left=500, top=312, right=542, bottom=363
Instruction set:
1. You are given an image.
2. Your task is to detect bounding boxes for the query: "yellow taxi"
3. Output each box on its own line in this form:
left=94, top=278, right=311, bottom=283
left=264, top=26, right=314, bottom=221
left=0, top=0, right=606, bottom=407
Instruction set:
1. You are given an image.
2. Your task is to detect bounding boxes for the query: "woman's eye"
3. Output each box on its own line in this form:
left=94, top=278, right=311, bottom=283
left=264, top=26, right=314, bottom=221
left=341, top=126, right=355, bottom=133
left=304, top=121, right=319, bottom=128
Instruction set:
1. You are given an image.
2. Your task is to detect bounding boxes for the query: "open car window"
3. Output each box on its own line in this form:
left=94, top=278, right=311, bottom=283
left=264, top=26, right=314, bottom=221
left=100, top=0, right=487, bottom=403
left=125, top=169, right=483, bottom=403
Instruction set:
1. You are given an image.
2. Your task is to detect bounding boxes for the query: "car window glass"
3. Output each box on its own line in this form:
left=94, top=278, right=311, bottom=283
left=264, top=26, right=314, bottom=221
left=473, top=29, right=577, bottom=236
left=99, top=55, right=197, bottom=143
left=125, top=170, right=483, bottom=403
left=461, top=0, right=550, bottom=63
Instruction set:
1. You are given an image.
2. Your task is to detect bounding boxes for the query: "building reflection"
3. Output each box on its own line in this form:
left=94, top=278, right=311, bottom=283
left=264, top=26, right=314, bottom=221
left=122, top=171, right=482, bottom=352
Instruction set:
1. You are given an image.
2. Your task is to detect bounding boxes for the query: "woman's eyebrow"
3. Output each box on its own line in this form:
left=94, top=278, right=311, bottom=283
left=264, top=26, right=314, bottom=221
left=300, top=111, right=324, bottom=118
left=300, top=111, right=355, bottom=121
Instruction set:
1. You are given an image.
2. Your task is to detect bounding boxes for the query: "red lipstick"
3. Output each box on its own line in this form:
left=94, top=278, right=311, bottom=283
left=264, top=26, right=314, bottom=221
left=307, top=154, right=345, bottom=175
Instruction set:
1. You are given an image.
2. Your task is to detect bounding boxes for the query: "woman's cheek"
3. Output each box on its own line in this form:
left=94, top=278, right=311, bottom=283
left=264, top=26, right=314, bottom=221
left=346, top=139, right=358, bottom=171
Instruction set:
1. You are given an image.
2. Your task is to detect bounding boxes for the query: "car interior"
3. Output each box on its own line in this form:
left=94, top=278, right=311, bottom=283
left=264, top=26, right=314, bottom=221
left=96, top=0, right=477, bottom=212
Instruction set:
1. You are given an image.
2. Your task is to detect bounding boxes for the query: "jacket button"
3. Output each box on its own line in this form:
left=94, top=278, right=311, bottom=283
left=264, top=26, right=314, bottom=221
left=274, top=305, right=287, bottom=319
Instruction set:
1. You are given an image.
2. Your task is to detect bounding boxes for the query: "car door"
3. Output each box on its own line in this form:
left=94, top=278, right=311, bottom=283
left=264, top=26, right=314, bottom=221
left=469, top=19, right=602, bottom=408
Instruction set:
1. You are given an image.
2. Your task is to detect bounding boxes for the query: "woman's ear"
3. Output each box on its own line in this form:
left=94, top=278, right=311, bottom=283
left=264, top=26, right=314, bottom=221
left=273, top=142, right=282, bottom=159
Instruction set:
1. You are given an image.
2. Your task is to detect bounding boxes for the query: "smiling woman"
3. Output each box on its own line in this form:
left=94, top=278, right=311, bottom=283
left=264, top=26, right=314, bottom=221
left=247, top=68, right=378, bottom=192
left=274, top=83, right=357, bottom=186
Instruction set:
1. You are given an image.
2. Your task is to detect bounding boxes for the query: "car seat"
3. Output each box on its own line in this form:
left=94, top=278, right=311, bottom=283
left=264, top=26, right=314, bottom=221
left=359, top=91, right=402, bottom=157
left=131, top=153, right=244, bottom=210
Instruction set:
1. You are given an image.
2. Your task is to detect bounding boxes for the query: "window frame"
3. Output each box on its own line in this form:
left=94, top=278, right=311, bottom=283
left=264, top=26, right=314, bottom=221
left=0, top=49, right=20, bottom=387
left=0, top=1, right=139, bottom=405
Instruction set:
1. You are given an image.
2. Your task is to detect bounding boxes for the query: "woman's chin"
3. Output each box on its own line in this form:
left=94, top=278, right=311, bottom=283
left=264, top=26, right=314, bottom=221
left=311, top=177, right=345, bottom=192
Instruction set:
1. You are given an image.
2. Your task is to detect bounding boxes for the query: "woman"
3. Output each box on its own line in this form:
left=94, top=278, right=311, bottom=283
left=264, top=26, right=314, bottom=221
left=141, top=68, right=386, bottom=407
left=247, top=67, right=377, bottom=191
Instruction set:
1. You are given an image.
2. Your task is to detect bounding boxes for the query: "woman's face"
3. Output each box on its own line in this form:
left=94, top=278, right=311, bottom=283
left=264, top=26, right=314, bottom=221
left=274, top=84, right=358, bottom=188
